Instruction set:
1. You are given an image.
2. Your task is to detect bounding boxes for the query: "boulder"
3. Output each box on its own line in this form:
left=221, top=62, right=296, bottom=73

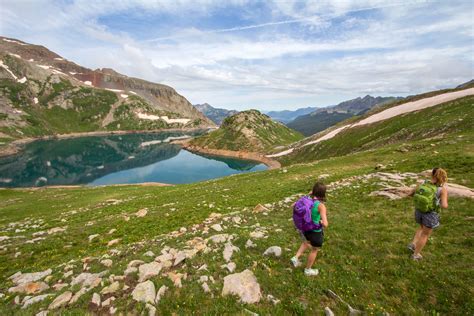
left=263, top=246, right=282, bottom=257
left=138, top=262, right=162, bottom=282
left=48, top=291, right=72, bottom=309
left=135, top=208, right=148, bottom=217
left=10, top=269, right=52, bottom=285
left=101, top=281, right=120, bottom=295
left=222, top=269, right=261, bottom=304
left=132, top=281, right=155, bottom=304
left=223, top=242, right=239, bottom=262
left=9, top=281, right=49, bottom=294
left=155, top=285, right=168, bottom=304
left=69, top=288, right=89, bottom=305
left=71, top=271, right=106, bottom=288
left=22, top=294, right=50, bottom=309
left=211, top=224, right=223, bottom=232
left=91, top=293, right=101, bottom=306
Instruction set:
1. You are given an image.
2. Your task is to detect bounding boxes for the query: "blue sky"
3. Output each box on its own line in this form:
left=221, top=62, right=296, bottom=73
left=1, top=0, right=473, bottom=110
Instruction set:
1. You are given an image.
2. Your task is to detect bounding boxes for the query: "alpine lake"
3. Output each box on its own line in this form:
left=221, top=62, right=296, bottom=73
left=0, top=131, right=267, bottom=187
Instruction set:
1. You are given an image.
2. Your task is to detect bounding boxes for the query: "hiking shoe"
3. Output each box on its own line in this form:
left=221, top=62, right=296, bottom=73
left=290, top=256, right=301, bottom=267
left=412, top=253, right=423, bottom=261
left=407, top=243, right=415, bottom=253
left=304, top=268, right=319, bottom=276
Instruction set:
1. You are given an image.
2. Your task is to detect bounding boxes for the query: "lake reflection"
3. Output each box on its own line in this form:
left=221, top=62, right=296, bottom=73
left=0, top=132, right=267, bottom=187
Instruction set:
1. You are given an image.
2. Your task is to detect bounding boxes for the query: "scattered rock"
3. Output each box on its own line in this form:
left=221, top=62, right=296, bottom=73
left=232, top=216, right=242, bottom=224
left=9, top=281, right=49, bottom=294
left=263, top=246, right=282, bottom=257
left=100, top=259, right=113, bottom=268
left=10, top=269, right=52, bottom=285
left=208, top=234, right=231, bottom=244
left=135, top=208, right=148, bottom=217
left=91, top=293, right=101, bottom=306
left=253, top=204, right=270, bottom=213
left=52, top=283, right=68, bottom=291
left=101, top=281, right=120, bottom=295
left=128, top=260, right=145, bottom=268
left=173, top=251, right=187, bottom=266
left=325, top=307, right=335, bottom=316
left=47, top=227, right=66, bottom=234
left=221, top=262, right=237, bottom=273
left=108, top=229, right=117, bottom=234
left=102, top=296, right=115, bottom=307
left=168, top=272, right=186, bottom=288
left=138, top=262, right=162, bottom=282
left=132, top=280, right=155, bottom=304
left=202, top=282, right=211, bottom=293
left=124, top=267, right=138, bottom=275
left=36, top=311, right=48, bottom=316
left=211, top=224, right=223, bottom=232
left=146, top=303, right=157, bottom=316
left=222, top=269, right=262, bottom=304
left=88, top=234, right=99, bottom=242
left=71, top=272, right=106, bottom=288
left=245, top=239, right=256, bottom=248
left=48, top=291, right=72, bottom=309
left=223, top=242, right=239, bottom=262
left=267, top=294, right=281, bottom=305
left=155, top=285, right=168, bottom=304
left=144, top=251, right=155, bottom=257
left=250, top=231, right=265, bottom=239
left=107, top=239, right=121, bottom=247
left=22, top=294, right=50, bottom=309
left=198, top=264, right=208, bottom=271
left=69, top=288, right=89, bottom=305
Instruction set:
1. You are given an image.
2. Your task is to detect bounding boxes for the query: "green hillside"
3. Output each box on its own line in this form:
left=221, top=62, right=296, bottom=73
left=286, top=110, right=353, bottom=136
left=0, top=129, right=472, bottom=315
left=189, top=110, right=303, bottom=152
left=279, top=96, right=474, bottom=166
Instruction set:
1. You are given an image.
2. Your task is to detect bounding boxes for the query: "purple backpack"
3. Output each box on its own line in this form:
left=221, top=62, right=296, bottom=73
left=293, top=196, right=322, bottom=232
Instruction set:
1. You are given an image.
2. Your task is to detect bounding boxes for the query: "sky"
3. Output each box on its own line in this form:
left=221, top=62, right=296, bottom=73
left=0, top=0, right=473, bottom=111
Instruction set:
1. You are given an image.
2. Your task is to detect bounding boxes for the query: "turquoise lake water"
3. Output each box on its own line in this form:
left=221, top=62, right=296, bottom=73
left=0, top=132, right=267, bottom=187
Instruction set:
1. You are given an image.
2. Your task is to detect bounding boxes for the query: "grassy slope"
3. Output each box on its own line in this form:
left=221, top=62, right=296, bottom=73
left=0, top=132, right=473, bottom=314
left=190, top=110, right=303, bottom=152
left=279, top=96, right=474, bottom=166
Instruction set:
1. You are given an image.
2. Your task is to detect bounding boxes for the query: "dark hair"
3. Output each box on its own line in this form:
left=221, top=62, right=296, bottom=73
left=311, top=182, right=326, bottom=202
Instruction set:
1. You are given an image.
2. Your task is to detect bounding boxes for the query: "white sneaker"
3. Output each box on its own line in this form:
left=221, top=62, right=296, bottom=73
left=304, top=268, right=319, bottom=276
left=290, top=256, right=300, bottom=267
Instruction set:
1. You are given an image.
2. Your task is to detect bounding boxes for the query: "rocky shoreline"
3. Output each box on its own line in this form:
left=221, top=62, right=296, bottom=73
left=0, top=128, right=213, bottom=158
left=176, top=140, right=281, bottom=170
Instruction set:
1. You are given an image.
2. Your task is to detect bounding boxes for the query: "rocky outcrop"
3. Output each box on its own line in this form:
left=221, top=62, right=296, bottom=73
left=222, top=269, right=262, bottom=304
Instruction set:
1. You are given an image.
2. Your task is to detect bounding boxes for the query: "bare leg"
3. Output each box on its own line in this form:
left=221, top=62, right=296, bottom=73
left=414, top=225, right=433, bottom=255
left=306, top=247, right=319, bottom=269
left=295, top=241, right=311, bottom=258
left=412, top=226, right=423, bottom=245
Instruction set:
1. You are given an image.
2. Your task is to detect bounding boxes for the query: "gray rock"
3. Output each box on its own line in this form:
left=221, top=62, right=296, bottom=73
left=263, top=246, right=282, bottom=257
left=22, top=294, right=50, bottom=309
left=223, top=242, right=239, bottom=262
left=132, top=281, right=155, bottom=304
left=48, top=291, right=72, bottom=309
left=91, top=293, right=101, bottom=306
left=245, top=239, right=256, bottom=248
left=11, top=269, right=52, bottom=285
left=325, top=307, right=335, bottom=316
left=222, top=269, right=261, bottom=304
left=9, top=281, right=49, bottom=294
left=155, top=285, right=168, bottom=304
left=101, top=281, right=120, bottom=294
left=138, top=262, right=162, bottom=282
left=69, top=288, right=89, bottom=305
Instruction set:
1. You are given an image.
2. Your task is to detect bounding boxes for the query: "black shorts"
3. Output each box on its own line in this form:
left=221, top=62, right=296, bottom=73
left=303, top=230, right=324, bottom=248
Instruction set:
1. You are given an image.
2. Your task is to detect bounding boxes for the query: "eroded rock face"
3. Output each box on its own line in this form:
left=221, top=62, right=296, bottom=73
left=132, top=281, right=155, bottom=304
left=222, top=269, right=262, bottom=304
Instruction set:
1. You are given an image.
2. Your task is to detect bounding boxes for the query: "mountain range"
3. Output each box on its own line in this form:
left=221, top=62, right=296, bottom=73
left=286, top=95, right=401, bottom=136
left=194, top=103, right=238, bottom=125
left=0, top=36, right=214, bottom=142
left=265, top=106, right=318, bottom=123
